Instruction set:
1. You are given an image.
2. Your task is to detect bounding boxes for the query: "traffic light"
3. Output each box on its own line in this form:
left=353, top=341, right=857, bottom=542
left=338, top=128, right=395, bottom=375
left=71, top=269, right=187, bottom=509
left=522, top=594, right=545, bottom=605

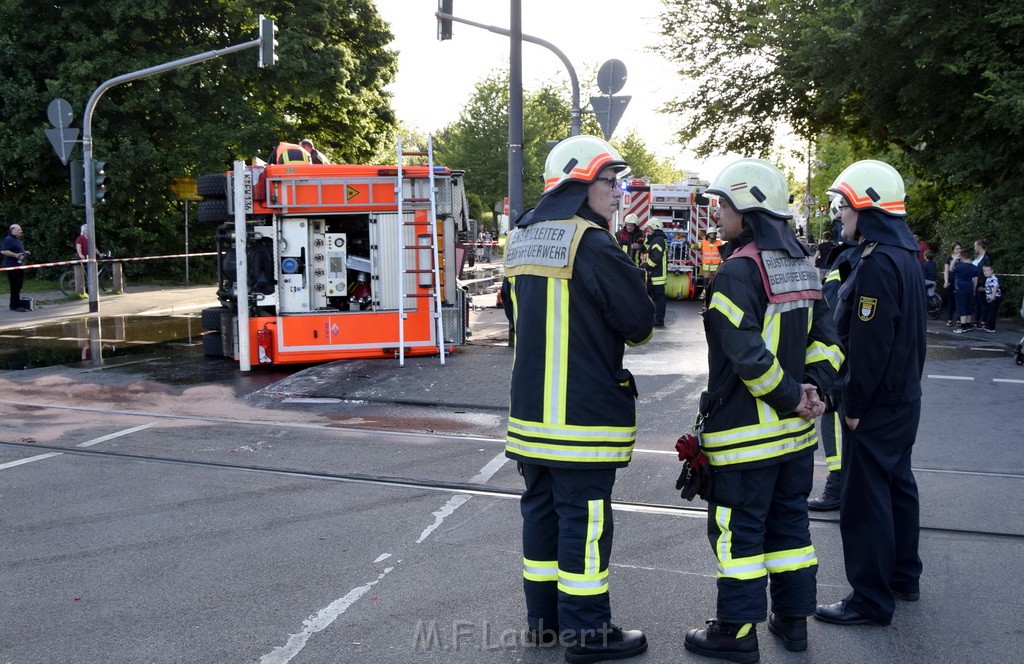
left=437, top=0, right=453, bottom=41
left=70, top=159, right=85, bottom=207
left=93, top=160, right=109, bottom=203
left=258, top=15, right=278, bottom=68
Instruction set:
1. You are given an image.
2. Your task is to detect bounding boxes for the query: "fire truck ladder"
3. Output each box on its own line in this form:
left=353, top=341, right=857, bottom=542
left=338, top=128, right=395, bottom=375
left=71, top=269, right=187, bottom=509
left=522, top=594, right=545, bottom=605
left=395, top=136, right=446, bottom=367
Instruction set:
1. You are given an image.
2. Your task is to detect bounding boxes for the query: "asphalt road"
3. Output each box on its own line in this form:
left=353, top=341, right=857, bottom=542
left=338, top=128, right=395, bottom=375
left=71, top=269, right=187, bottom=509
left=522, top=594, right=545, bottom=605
left=1, top=292, right=1023, bottom=663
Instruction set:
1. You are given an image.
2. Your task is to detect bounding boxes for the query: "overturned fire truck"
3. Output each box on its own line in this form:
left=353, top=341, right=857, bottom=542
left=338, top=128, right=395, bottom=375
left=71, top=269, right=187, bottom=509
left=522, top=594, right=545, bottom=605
left=196, top=149, right=471, bottom=367
left=619, top=176, right=715, bottom=299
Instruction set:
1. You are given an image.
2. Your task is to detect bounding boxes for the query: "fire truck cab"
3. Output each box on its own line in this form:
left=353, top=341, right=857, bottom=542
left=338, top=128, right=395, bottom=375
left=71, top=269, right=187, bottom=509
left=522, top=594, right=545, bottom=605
left=196, top=158, right=471, bottom=367
left=618, top=176, right=715, bottom=299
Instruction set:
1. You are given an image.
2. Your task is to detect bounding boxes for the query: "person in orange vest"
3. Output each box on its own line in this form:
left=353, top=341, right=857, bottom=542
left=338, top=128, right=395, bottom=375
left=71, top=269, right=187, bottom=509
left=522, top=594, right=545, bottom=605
left=267, top=142, right=311, bottom=165
left=700, top=226, right=724, bottom=277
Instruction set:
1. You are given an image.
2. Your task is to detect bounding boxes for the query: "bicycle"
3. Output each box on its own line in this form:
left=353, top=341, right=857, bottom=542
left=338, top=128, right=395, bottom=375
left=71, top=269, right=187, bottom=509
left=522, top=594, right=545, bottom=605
left=59, top=252, right=116, bottom=297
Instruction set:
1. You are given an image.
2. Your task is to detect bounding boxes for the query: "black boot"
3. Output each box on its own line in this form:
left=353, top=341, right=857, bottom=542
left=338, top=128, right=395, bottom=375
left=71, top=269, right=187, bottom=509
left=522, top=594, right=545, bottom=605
left=808, top=470, right=841, bottom=511
left=767, top=613, right=807, bottom=652
left=684, top=620, right=759, bottom=663
left=564, top=625, right=647, bottom=663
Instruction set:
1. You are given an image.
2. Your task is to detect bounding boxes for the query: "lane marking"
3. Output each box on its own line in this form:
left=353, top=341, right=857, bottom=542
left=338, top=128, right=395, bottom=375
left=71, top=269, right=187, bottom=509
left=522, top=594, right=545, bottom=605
left=469, top=452, right=508, bottom=484
left=0, top=452, right=63, bottom=470
left=969, top=347, right=1004, bottom=352
left=993, top=378, right=1024, bottom=385
left=416, top=494, right=472, bottom=544
left=258, top=565, right=396, bottom=664
left=77, top=423, right=155, bottom=448
left=374, top=553, right=392, bottom=563
left=927, top=375, right=974, bottom=381
left=282, top=398, right=343, bottom=404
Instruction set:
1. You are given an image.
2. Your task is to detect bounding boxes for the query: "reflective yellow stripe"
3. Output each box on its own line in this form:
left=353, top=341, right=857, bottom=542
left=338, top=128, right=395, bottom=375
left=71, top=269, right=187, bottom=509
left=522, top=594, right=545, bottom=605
left=714, top=506, right=767, bottom=580
left=764, top=545, right=817, bottom=573
left=805, top=340, right=844, bottom=371
left=557, top=568, right=609, bottom=596
left=744, top=358, right=784, bottom=397
left=703, top=422, right=817, bottom=466
left=543, top=279, right=570, bottom=424
left=585, top=500, right=604, bottom=576
left=505, top=437, right=634, bottom=464
left=824, top=413, right=842, bottom=470
left=523, top=557, right=558, bottom=582
left=709, top=291, right=744, bottom=328
left=824, top=268, right=841, bottom=285
left=507, top=417, right=636, bottom=442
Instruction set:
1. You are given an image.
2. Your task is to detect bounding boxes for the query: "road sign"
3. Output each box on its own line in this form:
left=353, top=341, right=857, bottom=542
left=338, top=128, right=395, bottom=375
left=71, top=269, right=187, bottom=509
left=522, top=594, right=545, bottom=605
left=45, top=98, right=79, bottom=165
left=590, top=95, right=631, bottom=140
left=597, top=59, right=627, bottom=95
left=168, top=177, right=201, bottom=201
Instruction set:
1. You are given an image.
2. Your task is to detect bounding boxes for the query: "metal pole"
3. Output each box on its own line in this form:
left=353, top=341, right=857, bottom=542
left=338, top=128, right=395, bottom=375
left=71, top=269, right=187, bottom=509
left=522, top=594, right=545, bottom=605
left=434, top=11, right=581, bottom=137
left=184, top=201, right=190, bottom=284
left=81, top=38, right=261, bottom=313
left=508, top=0, right=524, bottom=225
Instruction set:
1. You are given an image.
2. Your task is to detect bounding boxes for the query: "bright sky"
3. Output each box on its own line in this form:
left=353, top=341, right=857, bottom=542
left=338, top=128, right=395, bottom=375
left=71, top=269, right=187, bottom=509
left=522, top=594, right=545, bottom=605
left=372, top=0, right=738, bottom=179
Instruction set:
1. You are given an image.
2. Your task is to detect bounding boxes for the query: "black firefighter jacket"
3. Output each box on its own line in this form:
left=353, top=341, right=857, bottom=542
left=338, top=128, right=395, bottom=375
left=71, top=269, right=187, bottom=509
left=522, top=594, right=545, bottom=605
left=502, top=216, right=655, bottom=468
left=700, top=238, right=844, bottom=469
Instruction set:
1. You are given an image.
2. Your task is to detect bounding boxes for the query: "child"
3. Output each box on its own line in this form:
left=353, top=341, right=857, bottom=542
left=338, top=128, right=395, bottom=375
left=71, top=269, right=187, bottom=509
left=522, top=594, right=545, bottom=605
left=981, top=264, right=1002, bottom=331
left=921, top=249, right=937, bottom=292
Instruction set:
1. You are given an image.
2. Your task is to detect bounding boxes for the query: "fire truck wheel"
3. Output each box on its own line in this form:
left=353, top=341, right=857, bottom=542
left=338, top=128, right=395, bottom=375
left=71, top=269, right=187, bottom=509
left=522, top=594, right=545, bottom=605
left=202, top=331, right=225, bottom=357
left=197, top=173, right=228, bottom=198
left=198, top=199, right=229, bottom=225
left=201, top=306, right=227, bottom=330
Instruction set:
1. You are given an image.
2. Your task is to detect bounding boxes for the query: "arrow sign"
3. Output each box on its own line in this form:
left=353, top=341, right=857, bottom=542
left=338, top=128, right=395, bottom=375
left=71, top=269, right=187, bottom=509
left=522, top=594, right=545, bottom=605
left=590, top=95, right=631, bottom=141
left=45, top=98, right=78, bottom=165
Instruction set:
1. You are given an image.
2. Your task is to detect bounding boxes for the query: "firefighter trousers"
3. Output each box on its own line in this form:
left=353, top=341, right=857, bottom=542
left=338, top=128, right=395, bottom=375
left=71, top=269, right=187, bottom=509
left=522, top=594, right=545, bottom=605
left=706, top=453, right=818, bottom=623
left=819, top=410, right=842, bottom=471
left=839, top=400, right=922, bottom=625
left=647, top=284, right=666, bottom=324
left=519, top=462, right=616, bottom=637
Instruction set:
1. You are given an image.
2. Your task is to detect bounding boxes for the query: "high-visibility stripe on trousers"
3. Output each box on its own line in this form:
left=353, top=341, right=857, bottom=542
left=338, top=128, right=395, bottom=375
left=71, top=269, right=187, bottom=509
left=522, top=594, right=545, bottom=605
left=519, top=463, right=616, bottom=636
left=705, top=454, right=818, bottom=622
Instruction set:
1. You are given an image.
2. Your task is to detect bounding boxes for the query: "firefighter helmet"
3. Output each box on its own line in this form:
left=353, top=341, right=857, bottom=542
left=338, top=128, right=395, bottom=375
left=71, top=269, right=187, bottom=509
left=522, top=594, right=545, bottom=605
left=828, top=159, right=907, bottom=216
left=706, top=158, right=792, bottom=220
left=624, top=213, right=639, bottom=226
left=707, top=226, right=719, bottom=236
left=543, top=135, right=629, bottom=193
left=646, top=218, right=664, bottom=231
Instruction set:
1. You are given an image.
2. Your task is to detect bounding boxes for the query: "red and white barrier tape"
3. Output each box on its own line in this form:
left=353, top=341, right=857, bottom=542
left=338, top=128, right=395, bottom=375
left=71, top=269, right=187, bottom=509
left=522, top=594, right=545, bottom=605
left=0, top=251, right=217, bottom=272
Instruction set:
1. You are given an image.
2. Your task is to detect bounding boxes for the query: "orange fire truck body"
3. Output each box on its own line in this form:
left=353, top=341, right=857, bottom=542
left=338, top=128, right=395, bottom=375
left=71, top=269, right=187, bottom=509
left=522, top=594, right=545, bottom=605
left=197, top=160, right=470, bottom=367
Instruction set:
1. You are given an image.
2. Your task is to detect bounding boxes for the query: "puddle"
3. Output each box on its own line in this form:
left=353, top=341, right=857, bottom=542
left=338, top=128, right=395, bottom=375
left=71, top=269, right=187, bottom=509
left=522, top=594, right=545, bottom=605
left=0, top=315, right=205, bottom=371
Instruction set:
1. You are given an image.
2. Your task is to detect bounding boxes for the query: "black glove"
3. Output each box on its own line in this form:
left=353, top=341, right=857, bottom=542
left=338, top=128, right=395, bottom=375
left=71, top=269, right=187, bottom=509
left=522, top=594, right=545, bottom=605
left=674, top=433, right=714, bottom=502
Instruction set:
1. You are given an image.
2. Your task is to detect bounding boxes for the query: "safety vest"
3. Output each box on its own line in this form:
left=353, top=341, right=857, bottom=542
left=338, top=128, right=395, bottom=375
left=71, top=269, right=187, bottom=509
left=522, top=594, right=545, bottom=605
left=272, top=142, right=311, bottom=164
left=702, top=238, right=723, bottom=270
left=503, top=216, right=654, bottom=468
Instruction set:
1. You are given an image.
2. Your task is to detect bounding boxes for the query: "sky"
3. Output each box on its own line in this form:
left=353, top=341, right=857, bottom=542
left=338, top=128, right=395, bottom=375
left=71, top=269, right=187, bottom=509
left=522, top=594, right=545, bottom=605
left=371, top=0, right=738, bottom=180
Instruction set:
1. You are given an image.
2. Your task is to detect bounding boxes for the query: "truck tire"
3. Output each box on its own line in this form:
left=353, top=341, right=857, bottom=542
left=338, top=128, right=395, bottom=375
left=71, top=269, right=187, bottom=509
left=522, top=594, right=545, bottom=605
left=197, top=173, right=227, bottom=198
left=198, top=198, right=229, bottom=225
left=201, top=306, right=227, bottom=330
left=202, top=331, right=224, bottom=357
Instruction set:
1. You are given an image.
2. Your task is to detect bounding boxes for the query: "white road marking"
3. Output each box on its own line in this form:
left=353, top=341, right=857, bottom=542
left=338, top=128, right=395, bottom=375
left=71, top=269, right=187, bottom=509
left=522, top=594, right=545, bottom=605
left=469, top=452, right=509, bottom=484
left=993, top=378, right=1024, bottom=385
left=969, top=347, right=1004, bottom=352
left=0, top=453, right=63, bottom=470
left=281, top=397, right=343, bottom=404
left=374, top=553, right=392, bottom=563
left=77, top=423, right=155, bottom=448
left=258, top=565, right=396, bottom=664
left=927, top=375, right=974, bottom=381
left=416, top=494, right=472, bottom=544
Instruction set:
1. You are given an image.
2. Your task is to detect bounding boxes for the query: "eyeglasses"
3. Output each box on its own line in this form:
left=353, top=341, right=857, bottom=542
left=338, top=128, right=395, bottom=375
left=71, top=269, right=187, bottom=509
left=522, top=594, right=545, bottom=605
left=593, top=176, right=620, bottom=190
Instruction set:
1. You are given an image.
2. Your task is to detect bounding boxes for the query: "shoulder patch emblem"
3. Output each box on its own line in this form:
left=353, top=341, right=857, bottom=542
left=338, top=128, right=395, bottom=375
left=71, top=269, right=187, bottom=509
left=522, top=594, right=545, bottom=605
left=858, top=296, right=878, bottom=321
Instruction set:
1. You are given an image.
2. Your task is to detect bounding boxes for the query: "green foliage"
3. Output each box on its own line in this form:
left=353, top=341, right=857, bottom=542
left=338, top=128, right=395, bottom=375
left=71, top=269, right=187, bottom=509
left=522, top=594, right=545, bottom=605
left=614, top=131, right=684, bottom=183
left=0, top=0, right=397, bottom=273
left=658, top=0, right=1024, bottom=276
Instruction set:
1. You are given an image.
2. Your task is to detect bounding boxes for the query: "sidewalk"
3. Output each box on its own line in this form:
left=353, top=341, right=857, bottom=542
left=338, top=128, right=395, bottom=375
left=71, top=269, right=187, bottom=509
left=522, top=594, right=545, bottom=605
left=0, top=285, right=221, bottom=331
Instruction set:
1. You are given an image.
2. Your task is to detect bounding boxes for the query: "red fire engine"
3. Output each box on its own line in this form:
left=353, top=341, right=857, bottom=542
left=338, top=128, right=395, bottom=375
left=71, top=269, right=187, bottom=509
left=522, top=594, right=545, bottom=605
left=196, top=146, right=470, bottom=368
left=619, top=176, right=715, bottom=299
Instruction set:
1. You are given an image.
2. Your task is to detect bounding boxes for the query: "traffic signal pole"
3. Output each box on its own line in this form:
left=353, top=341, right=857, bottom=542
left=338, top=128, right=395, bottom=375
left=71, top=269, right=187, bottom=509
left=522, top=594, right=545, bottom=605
left=81, top=24, right=273, bottom=312
left=435, top=7, right=581, bottom=226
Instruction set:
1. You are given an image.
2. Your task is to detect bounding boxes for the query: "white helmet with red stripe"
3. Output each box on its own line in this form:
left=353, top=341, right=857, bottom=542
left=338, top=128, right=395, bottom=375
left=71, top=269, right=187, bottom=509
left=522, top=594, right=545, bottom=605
left=543, top=135, right=630, bottom=193
left=828, top=159, right=907, bottom=216
left=705, top=158, right=792, bottom=220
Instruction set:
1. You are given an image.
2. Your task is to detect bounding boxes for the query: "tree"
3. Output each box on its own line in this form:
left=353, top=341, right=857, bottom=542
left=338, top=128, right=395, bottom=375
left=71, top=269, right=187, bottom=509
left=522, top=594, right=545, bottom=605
left=614, top=131, right=683, bottom=183
left=657, top=0, right=1024, bottom=277
left=0, top=0, right=397, bottom=274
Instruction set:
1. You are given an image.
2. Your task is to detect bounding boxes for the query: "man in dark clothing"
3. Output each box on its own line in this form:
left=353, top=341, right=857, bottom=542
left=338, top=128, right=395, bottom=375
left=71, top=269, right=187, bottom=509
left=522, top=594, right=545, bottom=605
left=502, top=135, right=653, bottom=663
left=815, top=159, right=926, bottom=628
left=683, top=158, right=843, bottom=663
left=2, top=223, right=29, bottom=312
left=300, top=138, right=330, bottom=164
left=643, top=219, right=668, bottom=327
